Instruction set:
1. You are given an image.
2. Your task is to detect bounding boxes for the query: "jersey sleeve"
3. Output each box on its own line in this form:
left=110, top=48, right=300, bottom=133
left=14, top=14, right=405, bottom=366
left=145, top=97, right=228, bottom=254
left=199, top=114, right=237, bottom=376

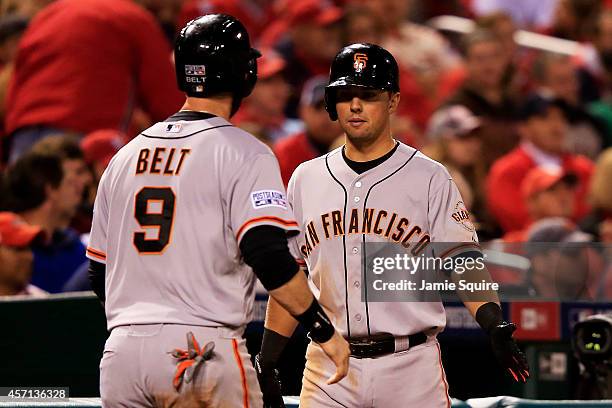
left=86, top=171, right=110, bottom=264
left=428, top=168, right=480, bottom=259
left=230, top=153, right=300, bottom=245
left=286, top=164, right=306, bottom=267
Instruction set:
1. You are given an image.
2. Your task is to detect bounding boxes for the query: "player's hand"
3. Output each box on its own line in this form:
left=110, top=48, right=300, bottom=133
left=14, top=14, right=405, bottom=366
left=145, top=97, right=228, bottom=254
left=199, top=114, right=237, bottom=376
left=489, top=322, right=530, bottom=383
left=318, top=330, right=350, bottom=385
left=254, top=353, right=285, bottom=408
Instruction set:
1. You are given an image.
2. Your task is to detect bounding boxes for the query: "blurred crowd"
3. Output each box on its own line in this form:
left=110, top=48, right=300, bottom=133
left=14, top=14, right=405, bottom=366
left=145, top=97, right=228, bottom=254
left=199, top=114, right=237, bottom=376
left=0, top=0, right=611, bottom=299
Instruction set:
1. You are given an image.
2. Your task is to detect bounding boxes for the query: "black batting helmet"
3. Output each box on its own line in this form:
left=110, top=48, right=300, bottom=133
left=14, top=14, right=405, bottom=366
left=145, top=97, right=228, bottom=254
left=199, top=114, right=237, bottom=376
left=174, top=14, right=261, bottom=113
left=324, top=43, right=400, bottom=121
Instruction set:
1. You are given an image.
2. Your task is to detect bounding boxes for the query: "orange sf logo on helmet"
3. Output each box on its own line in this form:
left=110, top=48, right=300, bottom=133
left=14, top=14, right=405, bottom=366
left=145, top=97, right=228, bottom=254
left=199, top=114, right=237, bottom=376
left=353, top=53, right=368, bottom=72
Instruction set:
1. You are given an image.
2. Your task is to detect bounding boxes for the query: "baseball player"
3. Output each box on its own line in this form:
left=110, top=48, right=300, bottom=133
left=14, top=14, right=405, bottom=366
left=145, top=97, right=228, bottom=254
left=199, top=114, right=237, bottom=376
left=86, top=14, right=349, bottom=408
left=256, top=43, right=530, bottom=407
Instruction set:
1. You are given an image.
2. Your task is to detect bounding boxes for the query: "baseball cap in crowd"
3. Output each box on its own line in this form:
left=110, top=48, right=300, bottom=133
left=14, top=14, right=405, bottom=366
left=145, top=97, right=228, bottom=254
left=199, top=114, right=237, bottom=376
left=288, top=0, right=343, bottom=27
left=80, top=129, right=125, bottom=168
left=257, top=48, right=286, bottom=80
left=519, top=94, right=568, bottom=121
left=0, top=212, right=44, bottom=248
left=525, top=218, right=592, bottom=268
left=300, top=75, right=327, bottom=108
left=521, top=166, right=578, bottom=199
left=526, top=218, right=592, bottom=243
left=426, top=105, right=480, bottom=140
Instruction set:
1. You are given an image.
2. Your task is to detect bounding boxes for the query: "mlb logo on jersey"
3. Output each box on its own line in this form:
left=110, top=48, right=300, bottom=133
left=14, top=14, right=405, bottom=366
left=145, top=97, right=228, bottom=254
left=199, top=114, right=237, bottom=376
left=166, top=123, right=182, bottom=133
left=353, top=53, right=368, bottom=73
left=251, top=190, right=287, bottom=209
left=185, top=65, right=206, bottom=76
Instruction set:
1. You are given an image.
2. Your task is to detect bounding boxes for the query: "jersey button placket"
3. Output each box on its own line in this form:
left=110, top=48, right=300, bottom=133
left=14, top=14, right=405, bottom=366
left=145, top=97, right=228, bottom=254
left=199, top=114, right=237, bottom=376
left=348, top=182, right=366, bottom=333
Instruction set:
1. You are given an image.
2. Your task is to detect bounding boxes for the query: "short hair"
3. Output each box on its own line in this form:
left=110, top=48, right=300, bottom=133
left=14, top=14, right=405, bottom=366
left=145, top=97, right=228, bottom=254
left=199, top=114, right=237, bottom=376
left=30, top=134, right=84, bottom=161
left=3, top=152, right=63, bottom=213
left=460, top=29, right=502, bottom=57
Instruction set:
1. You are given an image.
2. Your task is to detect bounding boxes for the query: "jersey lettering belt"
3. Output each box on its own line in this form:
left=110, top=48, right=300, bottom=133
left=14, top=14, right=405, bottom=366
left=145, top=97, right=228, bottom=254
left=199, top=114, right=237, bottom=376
left=348, top=332, right=427, bottom=359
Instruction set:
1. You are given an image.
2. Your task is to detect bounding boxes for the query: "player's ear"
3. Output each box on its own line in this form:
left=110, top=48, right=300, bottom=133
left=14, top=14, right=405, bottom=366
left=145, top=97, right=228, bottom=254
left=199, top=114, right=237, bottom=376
left=388, top=92, right=400, bottom=114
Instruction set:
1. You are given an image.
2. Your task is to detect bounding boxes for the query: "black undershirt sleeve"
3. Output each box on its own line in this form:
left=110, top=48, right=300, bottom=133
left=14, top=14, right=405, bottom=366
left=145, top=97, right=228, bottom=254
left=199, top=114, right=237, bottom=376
left=239, top=225, right=300, bottom=291
left=88, top=259, right=106, bottom=303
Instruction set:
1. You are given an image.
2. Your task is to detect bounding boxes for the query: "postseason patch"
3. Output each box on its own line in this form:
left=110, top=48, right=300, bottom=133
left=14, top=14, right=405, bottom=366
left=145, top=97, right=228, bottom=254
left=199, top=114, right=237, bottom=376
left=251, top=190, right=287, bottom=209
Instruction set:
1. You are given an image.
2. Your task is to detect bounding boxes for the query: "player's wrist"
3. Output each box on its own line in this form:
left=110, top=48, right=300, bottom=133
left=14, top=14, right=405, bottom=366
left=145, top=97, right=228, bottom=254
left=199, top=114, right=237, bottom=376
left=475, top=302, right=504, bottom=334
left=293, top=299, right=334, bottom=343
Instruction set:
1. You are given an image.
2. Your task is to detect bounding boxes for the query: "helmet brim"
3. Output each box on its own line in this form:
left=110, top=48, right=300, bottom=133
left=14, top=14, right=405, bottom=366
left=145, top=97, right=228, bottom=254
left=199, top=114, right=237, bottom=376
left=326, top=77, right=375, bottom=89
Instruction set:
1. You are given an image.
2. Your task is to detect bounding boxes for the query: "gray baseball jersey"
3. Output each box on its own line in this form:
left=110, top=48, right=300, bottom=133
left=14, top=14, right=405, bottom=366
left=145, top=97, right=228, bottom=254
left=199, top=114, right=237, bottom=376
left=287, top=142, right=479, bottom=338
left=87, top=114, right=299, bottom=331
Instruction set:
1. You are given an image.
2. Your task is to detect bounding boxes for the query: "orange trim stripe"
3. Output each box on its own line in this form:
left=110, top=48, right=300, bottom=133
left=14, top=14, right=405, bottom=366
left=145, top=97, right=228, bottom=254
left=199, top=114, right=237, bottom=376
left=236, top=216, right=299, bottom=240
left=86, top=247, right=107, bottom=260
left=232, top=339, right=249, bottom=408
left=438, top=242, right=481, bottom=259
left=436, top=342, right=451, bottom=408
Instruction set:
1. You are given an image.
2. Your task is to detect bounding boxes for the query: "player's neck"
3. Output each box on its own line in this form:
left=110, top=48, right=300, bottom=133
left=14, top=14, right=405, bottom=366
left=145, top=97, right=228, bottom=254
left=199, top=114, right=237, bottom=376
left=182, top=96, right=233, bottom=120
left=344, top=135, right=396, bottom=162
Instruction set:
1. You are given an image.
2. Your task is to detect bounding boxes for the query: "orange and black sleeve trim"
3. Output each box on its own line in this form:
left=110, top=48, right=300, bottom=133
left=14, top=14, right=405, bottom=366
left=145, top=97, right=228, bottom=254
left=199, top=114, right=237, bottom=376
left=236, top=216, right=299, bottom=243
left=86, top=247, right=107, bottom=262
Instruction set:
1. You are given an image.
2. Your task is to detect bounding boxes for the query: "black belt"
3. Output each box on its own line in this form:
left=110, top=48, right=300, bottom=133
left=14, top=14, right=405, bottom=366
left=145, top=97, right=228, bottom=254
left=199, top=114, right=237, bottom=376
left=348, top=332, right=427, bottom=359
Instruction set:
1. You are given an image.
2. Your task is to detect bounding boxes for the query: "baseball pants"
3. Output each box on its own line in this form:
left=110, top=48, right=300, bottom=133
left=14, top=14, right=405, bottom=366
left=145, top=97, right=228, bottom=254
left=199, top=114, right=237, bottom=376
left=100, top=324, right=263, bottom=408
left=300, top=337, right=451, bottom=408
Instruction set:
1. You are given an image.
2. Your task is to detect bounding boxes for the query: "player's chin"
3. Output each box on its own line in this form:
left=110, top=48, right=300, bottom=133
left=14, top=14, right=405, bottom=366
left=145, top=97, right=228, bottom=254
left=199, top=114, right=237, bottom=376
left=344, top=126, right=371, bottom=140
left=347, top=132, right=375, bottom=144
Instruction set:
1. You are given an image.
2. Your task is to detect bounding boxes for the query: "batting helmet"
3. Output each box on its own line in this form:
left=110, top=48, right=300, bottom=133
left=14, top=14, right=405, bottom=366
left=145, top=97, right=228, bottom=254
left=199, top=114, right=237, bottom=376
left=324, top=43, right=400, bottom=121
left=174, top=14, right=261, bottom=113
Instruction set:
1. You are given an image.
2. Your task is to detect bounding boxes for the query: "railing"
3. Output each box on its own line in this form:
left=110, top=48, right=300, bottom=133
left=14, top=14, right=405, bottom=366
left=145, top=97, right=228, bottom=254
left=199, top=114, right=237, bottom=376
left=428, top=15, right=585, bottom=56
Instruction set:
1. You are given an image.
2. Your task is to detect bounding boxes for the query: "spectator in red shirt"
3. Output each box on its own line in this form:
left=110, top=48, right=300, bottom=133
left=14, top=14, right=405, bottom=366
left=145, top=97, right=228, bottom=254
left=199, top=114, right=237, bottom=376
left=503, top=166, right=577, bottom=242
left=274, top=75, right=342, bottom=185
left=487, top=94, right=594, bottom=234
left=0, top=14, right=29, bottom=166
left=5, top=0, right=184, bottom=163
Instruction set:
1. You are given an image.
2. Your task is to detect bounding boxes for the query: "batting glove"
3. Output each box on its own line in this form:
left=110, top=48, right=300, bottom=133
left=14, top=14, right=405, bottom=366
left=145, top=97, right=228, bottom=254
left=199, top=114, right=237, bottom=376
left=489, top=322, right=530, bottom=383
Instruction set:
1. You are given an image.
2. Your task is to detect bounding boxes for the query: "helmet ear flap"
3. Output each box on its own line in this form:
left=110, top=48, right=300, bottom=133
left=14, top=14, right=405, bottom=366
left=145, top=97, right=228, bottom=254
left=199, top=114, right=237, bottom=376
left=242, top=57, right=258, bottom=98
left=324, top=88, right=338, bottom=121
